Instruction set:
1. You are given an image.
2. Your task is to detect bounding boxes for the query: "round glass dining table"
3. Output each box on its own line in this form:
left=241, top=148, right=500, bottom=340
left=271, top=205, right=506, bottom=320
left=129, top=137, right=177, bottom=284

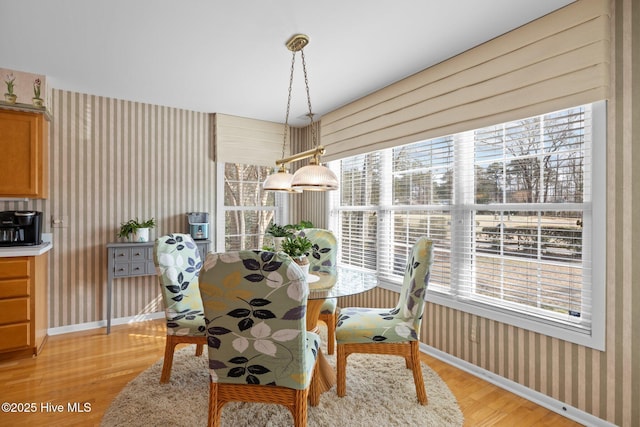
left=304, top=267, right=378, bottom=395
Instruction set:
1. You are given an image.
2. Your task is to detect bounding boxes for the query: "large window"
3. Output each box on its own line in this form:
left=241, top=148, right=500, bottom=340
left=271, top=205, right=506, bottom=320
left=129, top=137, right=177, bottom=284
left=329, top=102, right=605, bottom=349
left=217, top=163, right=286, bottom=251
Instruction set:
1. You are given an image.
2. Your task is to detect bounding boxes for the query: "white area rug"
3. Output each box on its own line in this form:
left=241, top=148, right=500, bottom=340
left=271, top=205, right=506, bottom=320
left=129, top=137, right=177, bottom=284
left=102, top=333, right=463, bottom=426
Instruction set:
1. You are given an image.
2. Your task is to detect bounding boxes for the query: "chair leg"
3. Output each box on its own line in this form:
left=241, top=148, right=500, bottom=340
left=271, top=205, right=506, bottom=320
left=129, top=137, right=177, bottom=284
left=160, top=335, right=176, bottom=383
left=410, top=341, right=428, bottom=405
left=292, top=389, right=309, bottom=427
left=308, top=358, right=321, bottom=407
left=326, top=313, right=336, bottom=355
left=337, top=344, right=347, bottom=397
left=195, top=343, right=204, bottom=356
left=208, top=382, right=219, bottom=427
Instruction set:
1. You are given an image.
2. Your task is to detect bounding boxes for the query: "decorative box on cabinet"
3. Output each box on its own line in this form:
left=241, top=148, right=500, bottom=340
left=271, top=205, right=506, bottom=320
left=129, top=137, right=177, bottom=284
left=0, top=107, right=49, bottom=198
left=106, top=240, right=210, bottom=334
left=0, top=255, right=49, bottom=360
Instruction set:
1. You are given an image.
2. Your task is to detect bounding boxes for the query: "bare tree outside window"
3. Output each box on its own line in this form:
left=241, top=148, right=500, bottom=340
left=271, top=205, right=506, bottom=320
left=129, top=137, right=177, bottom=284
left=223, top=163, right=276, bottom=251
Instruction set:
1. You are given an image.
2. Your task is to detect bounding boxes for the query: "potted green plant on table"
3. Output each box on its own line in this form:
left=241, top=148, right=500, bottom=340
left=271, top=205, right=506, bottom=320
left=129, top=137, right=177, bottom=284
left=266, top=223, right=293, bottom=251
left=266, top=223, right=293, bottom=237
left=287, top=220, right=314, bottom=231
left=265, top=221, right=314, bottom=251
left=280, top=234, right=313, bottom=275
left=117, top=217, right=156, bottom=242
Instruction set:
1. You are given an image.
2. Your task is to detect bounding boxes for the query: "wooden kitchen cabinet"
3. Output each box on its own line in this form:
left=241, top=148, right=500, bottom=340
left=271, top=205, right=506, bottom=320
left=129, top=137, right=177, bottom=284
left=0, top=255, right=48, bottom=359
left=0, top=108, right=49, bottom=198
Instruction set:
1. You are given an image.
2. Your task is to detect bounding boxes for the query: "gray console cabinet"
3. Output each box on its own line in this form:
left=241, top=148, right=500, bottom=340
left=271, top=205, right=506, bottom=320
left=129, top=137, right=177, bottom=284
left=106, top=240, right=210, bottom=334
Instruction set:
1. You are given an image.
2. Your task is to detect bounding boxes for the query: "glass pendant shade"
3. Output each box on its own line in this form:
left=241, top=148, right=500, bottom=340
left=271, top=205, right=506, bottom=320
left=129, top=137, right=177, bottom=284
left=291, top=164, right=339, bottom=191
left=263, top=169, right=302, bottom=193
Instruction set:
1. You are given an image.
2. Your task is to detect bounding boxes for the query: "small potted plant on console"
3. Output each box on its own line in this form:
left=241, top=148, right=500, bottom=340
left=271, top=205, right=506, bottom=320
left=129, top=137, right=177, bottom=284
left=117, top=217, right=156, bottom=242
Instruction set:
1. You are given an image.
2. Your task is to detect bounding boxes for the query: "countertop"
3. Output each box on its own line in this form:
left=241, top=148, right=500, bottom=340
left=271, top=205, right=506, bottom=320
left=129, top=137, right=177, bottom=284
left=0, top=241, right=53, bottom=258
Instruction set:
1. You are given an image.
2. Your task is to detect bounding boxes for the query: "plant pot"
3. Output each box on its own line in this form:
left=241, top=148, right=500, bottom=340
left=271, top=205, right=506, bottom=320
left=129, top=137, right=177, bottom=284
left=273, top=236, right=286, bottom=251
left=132, top=228, right=150, bottom=242
left=4, top=93, right=17, bottom=104
left=32, top=97, right=44, bottom=107
left=293, top=256, right=310, bottom=276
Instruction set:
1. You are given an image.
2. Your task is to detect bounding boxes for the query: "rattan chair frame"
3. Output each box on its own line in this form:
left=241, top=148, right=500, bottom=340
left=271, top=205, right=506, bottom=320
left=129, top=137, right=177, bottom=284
left=319, top=311, right=336, bottom=355
left=207, top=357, right=321, bottom=427
left=336, top=340, right=427, bottom=405
left=160, top=335, right=206, bottom=383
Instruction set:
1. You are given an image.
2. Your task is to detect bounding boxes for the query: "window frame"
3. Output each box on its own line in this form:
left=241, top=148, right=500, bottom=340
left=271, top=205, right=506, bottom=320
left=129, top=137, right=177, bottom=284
left=215, top=162, right=288, bottom=252
left=329, top=101, right=606, bottom=350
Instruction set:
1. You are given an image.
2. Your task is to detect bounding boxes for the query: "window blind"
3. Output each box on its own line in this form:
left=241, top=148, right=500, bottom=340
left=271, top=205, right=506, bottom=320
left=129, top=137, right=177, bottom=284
left=329, top=102, right=602, bottom=345
left=320, top=0, right=608, bottom=162
left=455, top=106, right=592, bottom=330
left=332, top=152, right=381, bottom=271
left=214, top=113, right=288, bottom=167
left=379, top=137, right=454, bottom=289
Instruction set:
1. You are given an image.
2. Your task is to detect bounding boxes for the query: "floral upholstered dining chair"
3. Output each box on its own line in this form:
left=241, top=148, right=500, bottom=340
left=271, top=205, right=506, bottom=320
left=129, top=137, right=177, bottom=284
left=199, top=250, right=321, bottom=427
left=298, top=228, right=338, bottom=354
left=335, top=236, right=434, bottom=405
left=153, top=233, right=207, bottom=383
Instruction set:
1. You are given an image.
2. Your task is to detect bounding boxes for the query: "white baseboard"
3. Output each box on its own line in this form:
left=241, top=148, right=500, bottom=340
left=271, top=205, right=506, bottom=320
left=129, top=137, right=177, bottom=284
left=47, top=312, right=165, bottom=336
left=419, top=343, right=614, bottom=427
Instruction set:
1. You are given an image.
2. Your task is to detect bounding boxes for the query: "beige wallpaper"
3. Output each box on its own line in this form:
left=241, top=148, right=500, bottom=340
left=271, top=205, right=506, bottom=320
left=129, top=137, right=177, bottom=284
left=1, top=90, right=215, bottom=327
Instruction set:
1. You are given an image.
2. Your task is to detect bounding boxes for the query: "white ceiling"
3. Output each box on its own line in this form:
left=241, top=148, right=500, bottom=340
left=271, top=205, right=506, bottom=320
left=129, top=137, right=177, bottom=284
left=1, top=0, right=573, bottom=126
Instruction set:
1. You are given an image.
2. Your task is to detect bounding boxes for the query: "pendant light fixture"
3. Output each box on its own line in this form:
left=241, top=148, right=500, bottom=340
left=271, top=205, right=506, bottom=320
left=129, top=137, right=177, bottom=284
left=263, top=34, right=338, bottom=193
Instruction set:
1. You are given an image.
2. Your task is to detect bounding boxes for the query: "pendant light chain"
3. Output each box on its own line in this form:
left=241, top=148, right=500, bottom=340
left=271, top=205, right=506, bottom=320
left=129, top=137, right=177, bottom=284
left=300, top=49, right=317, bottom=148
left=263, top=33, right=338, bottom=192
left=281, top=51, right=297, bottom=160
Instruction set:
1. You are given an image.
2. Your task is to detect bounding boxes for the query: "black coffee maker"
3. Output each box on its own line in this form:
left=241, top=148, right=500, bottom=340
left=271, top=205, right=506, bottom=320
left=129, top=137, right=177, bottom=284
left=0, top=211, right=43, bottom=246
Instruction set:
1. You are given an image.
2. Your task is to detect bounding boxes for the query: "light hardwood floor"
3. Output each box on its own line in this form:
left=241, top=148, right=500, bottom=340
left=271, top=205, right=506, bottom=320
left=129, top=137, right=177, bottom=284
left=0, top=319, right=581, bottom=427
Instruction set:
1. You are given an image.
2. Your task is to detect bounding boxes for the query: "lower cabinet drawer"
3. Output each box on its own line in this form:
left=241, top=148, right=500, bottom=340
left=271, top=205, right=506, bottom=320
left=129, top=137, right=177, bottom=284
left=0, top=279, right=30, bottom=298
left=0, top=258, right=30, bottom=279
left=0, top=322, right=30, bottom=351
left=0, top=297, right=30, bottom=324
